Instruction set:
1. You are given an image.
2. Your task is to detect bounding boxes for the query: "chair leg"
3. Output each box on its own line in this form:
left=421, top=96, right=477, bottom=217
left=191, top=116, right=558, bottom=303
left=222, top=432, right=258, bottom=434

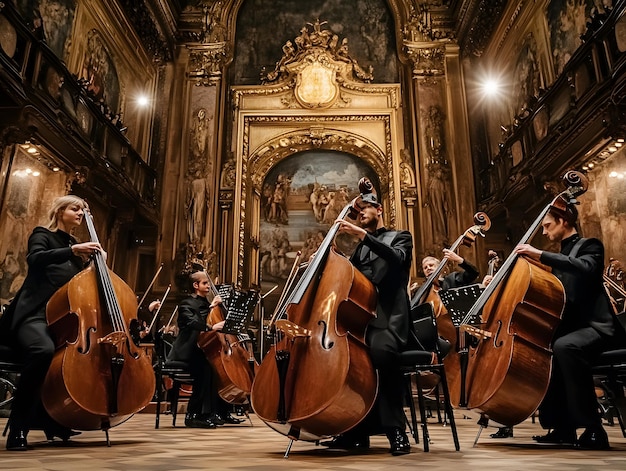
left=414, top=371, right=430, bottom=452
left=405, top=372, right=419, bottom=444
left=3, top=416, right=10, bottom=436
left=171, top=381, right=181, bottom=427
left=603, top=374, right=626, bottom=438
left=155, top=369, right=163, bottom=429
left=438, top=367, right=460, bottom=451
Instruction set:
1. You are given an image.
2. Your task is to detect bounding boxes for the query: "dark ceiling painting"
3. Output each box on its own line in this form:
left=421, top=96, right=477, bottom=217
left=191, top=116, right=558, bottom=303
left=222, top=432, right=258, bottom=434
left=231, top=0, right=398, bottom=84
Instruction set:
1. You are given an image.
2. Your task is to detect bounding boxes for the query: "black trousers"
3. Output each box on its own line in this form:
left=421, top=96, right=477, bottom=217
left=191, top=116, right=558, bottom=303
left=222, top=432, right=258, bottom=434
left=349, top=327, right=405, bottom=437
left=9, top=314, right=55, bottom=432
left=539, top=326, right=605, bottom=430
left=186, top=349, right=218, bottom=416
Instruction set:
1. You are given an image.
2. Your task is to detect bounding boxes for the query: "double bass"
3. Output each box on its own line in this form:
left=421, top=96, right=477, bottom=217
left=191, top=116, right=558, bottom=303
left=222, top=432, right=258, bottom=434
left=197, top=275, right=258, bottom=404
left=42, top=208, right=156, bottom=433
left=250, top=178, right=378, bottom=441
left=455, top=170, right=588, bottom=426
left=410, top=213, right=491, bottom=405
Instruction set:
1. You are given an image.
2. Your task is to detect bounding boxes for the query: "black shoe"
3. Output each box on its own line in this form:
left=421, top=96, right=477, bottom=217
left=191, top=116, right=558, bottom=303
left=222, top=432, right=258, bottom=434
left=219, top=413, right=245, bottom=424
left=532, top=429, right=576, bottom=444
left=320, top=434, right=370, bottom=450
left=184, top=414, right=217, bottom=429
left=387, top=428, right=410, bottom=456
left=207, top=413, right=225, bottom=426
left=6, top=429, right=28, bottom=451
left=577, top=426, right=610, bottom=450
left=490, top=427, right=513, bottom=439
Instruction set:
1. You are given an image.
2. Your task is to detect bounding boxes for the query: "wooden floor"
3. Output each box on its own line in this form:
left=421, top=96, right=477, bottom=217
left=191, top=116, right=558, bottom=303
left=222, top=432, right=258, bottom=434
left=1, top=409, right=625, bottom=470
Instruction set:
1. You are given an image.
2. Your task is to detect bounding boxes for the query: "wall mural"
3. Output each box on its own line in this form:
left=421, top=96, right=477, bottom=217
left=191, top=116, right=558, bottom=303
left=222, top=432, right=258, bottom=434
left=0, top=149, right=67, bottom=306
left=231, top=0, right=398, bottom=84
left=547, top=0, right=612, bottom=75
left=259, top=150, right=378, bottom=312
left=81, top=29, right=120, bottom=112
left=510, top=33, right=542, bottom=121
left=16, top=0, right=77, bottom=60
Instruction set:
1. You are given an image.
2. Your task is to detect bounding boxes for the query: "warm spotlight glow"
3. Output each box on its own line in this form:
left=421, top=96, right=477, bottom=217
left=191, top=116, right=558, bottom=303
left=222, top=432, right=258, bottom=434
left=25, top=168, right=32, bottom=174
left=137, top=95, right=149, bottom=107
left=32, top=171, right=40, bottom=177
left=482, top=79, right=501, bottom=96
left=609, top=171, right=619, bottom=178
left=52, top=167, right=60, bottom=172
left=27, top=146, right=38, bottom=153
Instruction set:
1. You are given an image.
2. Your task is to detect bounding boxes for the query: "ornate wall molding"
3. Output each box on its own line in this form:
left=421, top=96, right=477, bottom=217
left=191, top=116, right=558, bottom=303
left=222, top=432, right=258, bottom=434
left=404, top=43, right=446, bottom=77
left=186, top=42, right=231, bottom=86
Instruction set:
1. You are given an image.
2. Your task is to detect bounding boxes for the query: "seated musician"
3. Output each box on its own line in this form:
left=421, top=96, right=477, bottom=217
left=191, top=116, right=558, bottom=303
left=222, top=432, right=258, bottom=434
left=323, top=191, right=413, bottom=456
left=166, top=271, right=243, bottom=428
left=418, top=249, right=479, bottom=294
left=0, top=195, right=104, bottom=451
left=515, top=200, right=626, bottom=449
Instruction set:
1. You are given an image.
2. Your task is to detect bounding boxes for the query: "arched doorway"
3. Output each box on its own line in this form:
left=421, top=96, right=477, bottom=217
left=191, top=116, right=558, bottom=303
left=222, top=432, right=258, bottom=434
left=258, top=149, right=379, bottom=316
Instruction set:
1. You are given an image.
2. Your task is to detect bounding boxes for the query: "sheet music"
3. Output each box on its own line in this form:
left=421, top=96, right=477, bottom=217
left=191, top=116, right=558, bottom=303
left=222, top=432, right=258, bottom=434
left=221, top=288, right=258, bottom=335
left=438, top=283, right=484, bottom=326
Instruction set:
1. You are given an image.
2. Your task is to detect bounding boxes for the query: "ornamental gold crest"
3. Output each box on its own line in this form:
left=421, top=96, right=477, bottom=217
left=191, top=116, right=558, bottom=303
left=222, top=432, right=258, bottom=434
left=294, top=59, right=339, bottom=109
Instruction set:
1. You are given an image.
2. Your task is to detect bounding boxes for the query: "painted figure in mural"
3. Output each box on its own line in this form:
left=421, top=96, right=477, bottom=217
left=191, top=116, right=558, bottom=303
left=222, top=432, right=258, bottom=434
left=191, top=108, right=211, bottom=161
left=186, top=169, right=210, bottom=245
left=260, top=228, right=291, bottom=279
left=39, top=1, right=69, bottom=56
left=426, top=166, right=450, bottom=244
left=309, top=183, right=329, bottom=223
left=269, top=174, right=290, bottom=225
left=552, top=0, right=588, bottom=74
left=261, top=183, right=274, bottom=222
left=0, top=251, right=25, bottom=307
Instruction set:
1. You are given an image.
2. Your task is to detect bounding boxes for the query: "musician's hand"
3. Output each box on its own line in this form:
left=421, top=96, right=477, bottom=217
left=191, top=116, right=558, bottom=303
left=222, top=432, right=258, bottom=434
left=212, top=320, right=225, bottom=331
left=336, top=219, right=366, bottom=240
left=514, top=243, right=542, bottom=260
left=210, top=295, right=223, bottom=308
left=148, top=300, right=161, bottom=312
left=482, top=275, right=493, bottom=287
left=442, top=248, right=463, bottom=264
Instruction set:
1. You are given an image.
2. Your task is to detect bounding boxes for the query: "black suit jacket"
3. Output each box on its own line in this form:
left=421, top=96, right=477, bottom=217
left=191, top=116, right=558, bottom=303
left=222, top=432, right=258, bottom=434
left=1, top=227, right=84, bottom=334
left=350, top=228, right=413, bottom=346
left=167, top=295, right=211, bottom=363
left=540, top=234, right=620, bottom=340
left=439, top=260, right=479, bottom=290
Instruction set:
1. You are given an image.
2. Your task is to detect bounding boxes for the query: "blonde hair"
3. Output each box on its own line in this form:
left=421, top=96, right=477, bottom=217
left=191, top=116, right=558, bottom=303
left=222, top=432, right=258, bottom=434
left=422, top=256, right=440, bottom=266
left=46, top=195, right=87, bottom=230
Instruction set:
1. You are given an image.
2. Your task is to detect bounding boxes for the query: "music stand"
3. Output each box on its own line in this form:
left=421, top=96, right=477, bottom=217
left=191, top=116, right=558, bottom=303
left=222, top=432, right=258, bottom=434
left=438, top=283, right=484, bottom=326
left=221, top=289, right=259, bottom=335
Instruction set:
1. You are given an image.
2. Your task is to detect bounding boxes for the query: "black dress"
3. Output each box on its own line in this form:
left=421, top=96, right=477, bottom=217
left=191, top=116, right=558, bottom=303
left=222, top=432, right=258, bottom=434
left=0, top=227, right=84, bottom=432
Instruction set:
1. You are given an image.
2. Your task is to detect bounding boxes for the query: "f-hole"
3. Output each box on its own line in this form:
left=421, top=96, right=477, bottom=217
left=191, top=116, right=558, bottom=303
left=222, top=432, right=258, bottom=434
left=318, top=320, right=334, bottom=350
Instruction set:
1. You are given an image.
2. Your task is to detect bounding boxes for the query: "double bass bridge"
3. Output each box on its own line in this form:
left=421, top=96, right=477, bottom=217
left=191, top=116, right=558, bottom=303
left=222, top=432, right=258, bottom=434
left=274, top=319, right=311, bottom=341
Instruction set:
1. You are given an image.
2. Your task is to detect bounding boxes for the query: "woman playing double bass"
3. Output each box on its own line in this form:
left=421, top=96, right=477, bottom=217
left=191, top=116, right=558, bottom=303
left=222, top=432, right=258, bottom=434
left=1, top=196, right=103, bottom=451
left=515, top=200, right=624, bottom=449
left=321, top=190, right=413, bottom=456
